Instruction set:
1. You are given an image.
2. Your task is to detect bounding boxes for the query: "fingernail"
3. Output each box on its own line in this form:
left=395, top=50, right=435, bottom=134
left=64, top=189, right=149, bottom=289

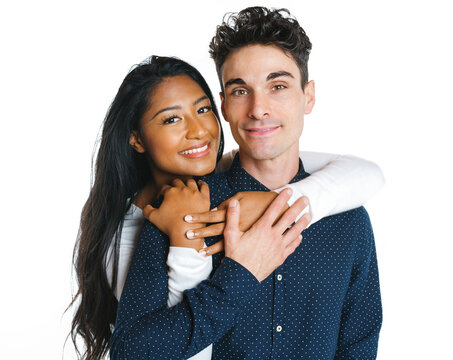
left=229, top=199, right=238, bottom=207
left=186, top=230, right=195, bottom=239
left=211, top=207, right=217, bottom=211
left=285, top=188, right=293, bottom=195
left=299, top=234, right=303, bottom=240
left=199, top=250, right=207, bottom=256
left=302, top=197, right=309, bottom=205
left=306, top=213, right=312, bottom=222
left=184, top=215, right=193, bottom=222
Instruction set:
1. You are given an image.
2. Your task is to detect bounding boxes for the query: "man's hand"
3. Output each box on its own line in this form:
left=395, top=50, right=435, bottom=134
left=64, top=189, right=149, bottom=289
left=223, top=189, right=311, bottom=282
left=184, top=191, right=293, bottom=256
left=143, top=179, right=210, bottom=250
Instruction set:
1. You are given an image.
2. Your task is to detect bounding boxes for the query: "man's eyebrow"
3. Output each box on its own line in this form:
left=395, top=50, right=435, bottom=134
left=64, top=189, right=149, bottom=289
left=224, top=78, right=246, bottom=89
left=151, top=96, right=209, bottom=120
left=266, top=71, right=295, bottom=81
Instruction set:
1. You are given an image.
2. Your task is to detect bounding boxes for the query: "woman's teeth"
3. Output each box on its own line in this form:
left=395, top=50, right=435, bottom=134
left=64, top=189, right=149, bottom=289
left=181, top=144, right=208, bottom=155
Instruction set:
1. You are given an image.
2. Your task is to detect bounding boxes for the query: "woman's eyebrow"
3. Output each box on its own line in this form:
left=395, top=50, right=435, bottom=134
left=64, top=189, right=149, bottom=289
left=193, top=95, right=208, bottom=106
left=151, top=96, right=209, bottom=119
left=151, top=105, right=181, bottom=119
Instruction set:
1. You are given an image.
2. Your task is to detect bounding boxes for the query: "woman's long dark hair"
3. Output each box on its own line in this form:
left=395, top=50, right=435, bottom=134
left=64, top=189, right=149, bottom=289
left=69, top=55, right=224, bottom=360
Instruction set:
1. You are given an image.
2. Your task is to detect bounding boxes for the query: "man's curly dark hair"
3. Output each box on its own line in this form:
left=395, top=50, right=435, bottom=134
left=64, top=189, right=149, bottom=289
left=209, top=6, right=312, bottom=93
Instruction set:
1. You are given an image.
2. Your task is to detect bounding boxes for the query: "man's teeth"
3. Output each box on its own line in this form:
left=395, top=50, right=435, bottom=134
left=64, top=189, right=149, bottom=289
left=181, top=144, right=208, bottom=155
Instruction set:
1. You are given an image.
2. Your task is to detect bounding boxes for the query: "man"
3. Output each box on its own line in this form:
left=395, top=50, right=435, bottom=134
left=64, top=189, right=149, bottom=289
left=111, top=7, right=382, bottom=359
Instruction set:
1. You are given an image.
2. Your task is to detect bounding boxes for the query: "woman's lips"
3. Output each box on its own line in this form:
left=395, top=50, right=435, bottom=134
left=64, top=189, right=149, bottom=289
left=178, top=142, right=210, bottom=158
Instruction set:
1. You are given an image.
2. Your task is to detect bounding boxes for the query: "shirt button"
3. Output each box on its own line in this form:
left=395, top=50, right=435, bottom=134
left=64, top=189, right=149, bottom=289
left=276, top=325, right=283, bottom=332
left=277, top=274, right=283, bottom=281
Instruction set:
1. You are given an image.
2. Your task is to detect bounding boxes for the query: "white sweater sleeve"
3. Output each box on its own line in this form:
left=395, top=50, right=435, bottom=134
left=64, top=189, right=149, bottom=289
left=166, top=246, right=213, bottom=307
left=274, top=151, right=385, bottom=225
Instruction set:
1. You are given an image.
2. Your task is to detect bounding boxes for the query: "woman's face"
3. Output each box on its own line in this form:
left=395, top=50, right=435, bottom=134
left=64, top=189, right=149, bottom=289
left=131, top=75, right=220, bottom=184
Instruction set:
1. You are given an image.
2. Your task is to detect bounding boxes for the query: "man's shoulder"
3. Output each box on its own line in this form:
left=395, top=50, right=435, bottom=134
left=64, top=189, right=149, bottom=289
left=330, top=206, right=372, bottom=229
left=202, top=170, right=234, bottom=206
left=309, top=206, right=374, bottom=249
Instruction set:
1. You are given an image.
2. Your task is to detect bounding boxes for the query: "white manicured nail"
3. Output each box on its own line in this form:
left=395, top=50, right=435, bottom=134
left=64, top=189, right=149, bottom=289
left=184, top=215, right=193, bottom=222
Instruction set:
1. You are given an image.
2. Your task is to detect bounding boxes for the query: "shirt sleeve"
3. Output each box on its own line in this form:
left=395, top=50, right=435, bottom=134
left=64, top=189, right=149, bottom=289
left=334, top=208, right=382, bottom=359
left=110, top=220, right=260, bottom=360
left=274, top=151, right=385, bottom=225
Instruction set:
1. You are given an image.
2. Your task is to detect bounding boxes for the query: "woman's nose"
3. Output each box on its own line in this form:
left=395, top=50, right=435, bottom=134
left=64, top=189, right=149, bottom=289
left=185, top=115, right=208, bottom=139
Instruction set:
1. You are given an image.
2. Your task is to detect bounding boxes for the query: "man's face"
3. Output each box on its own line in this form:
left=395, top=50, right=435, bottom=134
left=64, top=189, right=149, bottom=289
left=220, top=44, right=315, bottom=162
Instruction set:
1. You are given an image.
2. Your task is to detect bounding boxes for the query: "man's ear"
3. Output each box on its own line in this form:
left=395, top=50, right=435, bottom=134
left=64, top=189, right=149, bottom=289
left=303, top=80, right=316, bottom=115
left=129, top=130, right=146, bottom=153
left=219, top=92, right=228, bottom=122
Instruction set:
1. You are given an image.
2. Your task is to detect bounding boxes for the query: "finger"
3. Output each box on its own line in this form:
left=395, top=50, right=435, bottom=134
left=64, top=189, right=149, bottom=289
left=256, top=189, right=293, bottom=227
left=186, top=178, right=198, bottom=191
left=158, top=184, right=172, bottom=197
left=282, top=212, right=311, bottom=247
left=274, top=196, right=309, bottom=234
left=184, top=209, right=226, bottom=224
left=223, top=199, right=241, bottom=240
left=198, top=180, right=210, bottom=199
left=283, top=234, right=303, bottom=259
left=172, top=178, right=185, bottom=188
left=143, top=204, right=156, bottom=222
left=186, top=223, right=225, bottom=239
left=216, top=193, right=240, bottom=211
left=283, top=213, right=311, bottom=243
left=199, top=240, right=224, bottom=256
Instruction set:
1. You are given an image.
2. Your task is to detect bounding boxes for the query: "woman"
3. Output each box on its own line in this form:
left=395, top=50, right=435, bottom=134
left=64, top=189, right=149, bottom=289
left=70, top=55, right=384, bottom=359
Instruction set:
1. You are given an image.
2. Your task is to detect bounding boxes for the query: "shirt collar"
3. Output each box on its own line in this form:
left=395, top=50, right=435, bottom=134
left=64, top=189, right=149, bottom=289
left=225, top=152, right=309, bottom=192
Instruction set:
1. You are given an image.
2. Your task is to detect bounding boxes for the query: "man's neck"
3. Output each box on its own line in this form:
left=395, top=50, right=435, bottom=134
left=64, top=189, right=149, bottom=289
left=238, top=147, right=300, bottom=190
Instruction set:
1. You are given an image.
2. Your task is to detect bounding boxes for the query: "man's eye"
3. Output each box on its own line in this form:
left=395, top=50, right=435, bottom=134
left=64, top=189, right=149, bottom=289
left=198, top=106, right=212, bottom=114
left=163, top=116, right=181, bottom=125
left=272, top=84, right=286, bottom=91
left=232, top=89, right=248, bottom=96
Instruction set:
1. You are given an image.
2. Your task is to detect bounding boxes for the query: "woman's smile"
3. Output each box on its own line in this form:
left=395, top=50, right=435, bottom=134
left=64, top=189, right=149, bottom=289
left=179, top=141, right=211, bottom=157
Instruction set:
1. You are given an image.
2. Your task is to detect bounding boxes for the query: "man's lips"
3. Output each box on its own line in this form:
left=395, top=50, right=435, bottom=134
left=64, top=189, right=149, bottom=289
left=178, top=141, right=211, bottom=158
left=244, top=126, right=280, bottom=136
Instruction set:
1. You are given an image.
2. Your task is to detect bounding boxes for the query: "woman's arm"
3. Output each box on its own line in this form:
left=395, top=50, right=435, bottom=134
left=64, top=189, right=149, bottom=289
left=185, top=151, right=384, bottom=255
left=274, top=151, right=385, bottom=223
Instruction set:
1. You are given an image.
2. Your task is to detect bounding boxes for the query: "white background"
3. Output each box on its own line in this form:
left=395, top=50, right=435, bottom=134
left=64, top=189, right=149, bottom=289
left=1, top=0, right=452, bottom=358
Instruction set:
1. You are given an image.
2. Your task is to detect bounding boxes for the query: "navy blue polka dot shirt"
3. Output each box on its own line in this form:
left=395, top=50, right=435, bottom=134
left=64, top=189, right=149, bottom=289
left=111, top=154, right=382, bottom=359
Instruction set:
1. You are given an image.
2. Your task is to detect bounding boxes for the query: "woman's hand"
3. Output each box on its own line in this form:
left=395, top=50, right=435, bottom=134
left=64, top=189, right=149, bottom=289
left=143, top=179, right=210, bottom=250
left=184, top=191, right=304, bottom=256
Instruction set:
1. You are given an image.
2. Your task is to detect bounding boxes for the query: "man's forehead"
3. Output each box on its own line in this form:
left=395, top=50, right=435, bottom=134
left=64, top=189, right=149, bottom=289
left=221, top=44, right=300, bottom=85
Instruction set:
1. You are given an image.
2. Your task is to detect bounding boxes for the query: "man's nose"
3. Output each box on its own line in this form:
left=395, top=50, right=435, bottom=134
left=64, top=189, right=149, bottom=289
left=247, top=91, right=270, bottom=120
left=185, top=115, right=208, bottom=139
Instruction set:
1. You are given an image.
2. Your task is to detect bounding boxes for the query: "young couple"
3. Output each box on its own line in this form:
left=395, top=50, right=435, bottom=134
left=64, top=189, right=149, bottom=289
left=71, top=6, right=383, bottom=360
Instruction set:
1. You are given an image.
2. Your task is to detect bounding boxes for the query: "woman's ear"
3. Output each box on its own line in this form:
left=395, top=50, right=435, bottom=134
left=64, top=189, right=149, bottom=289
left=129, top=131, right=146, bottom=153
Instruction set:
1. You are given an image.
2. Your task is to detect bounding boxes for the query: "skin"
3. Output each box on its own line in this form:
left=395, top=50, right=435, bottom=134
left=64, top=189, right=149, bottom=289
left=216, top=44, right=315, bottom=276
left=220, top=44, right=315, bottom=190
left=130, top=75, right=220, bottom=188
left=185, top=44, right=315, bottom=254
left=128, top=74, right=307, bottom=252
left=130, top=75, right=220, bottom=248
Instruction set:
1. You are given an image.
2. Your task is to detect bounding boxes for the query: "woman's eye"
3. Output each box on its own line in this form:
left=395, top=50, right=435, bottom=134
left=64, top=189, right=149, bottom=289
left=163, top=116, right=181, bottom=125
left=272, top=84, right=286, bottom=91
left=232, top=89, right=248, bottom=96
left=198, top=106, right=212, bottom=114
